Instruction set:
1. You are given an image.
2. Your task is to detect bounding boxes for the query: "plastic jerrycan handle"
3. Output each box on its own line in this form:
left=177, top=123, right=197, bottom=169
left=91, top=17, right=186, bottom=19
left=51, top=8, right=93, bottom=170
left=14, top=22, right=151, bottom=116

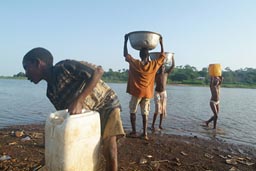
left=67, top=109, right=88, bottom=117
left=50, top=113, right=66, bottom=125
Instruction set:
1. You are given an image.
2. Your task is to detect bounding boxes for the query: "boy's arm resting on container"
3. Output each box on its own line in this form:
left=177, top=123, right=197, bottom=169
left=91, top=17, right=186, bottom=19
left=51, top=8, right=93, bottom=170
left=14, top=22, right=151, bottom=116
left=68, top=66, right=104, bottom=115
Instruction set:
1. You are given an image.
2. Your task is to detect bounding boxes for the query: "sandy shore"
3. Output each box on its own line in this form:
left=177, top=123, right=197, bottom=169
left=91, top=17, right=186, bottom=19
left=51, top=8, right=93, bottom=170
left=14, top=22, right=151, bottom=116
left=0, top=124, right=255, bottom=171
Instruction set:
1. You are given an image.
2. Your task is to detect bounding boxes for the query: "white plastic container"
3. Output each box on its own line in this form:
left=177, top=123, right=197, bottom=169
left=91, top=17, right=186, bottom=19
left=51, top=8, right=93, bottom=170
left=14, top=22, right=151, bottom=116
left=45, top=110, right=101, bottom=171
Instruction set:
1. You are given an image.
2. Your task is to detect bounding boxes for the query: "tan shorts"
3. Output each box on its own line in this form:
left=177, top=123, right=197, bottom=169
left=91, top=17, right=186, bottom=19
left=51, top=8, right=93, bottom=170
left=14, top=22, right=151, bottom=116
left=129, top=96, right=151, bottom=116
left=102, top=108, right=125, bottom=140
left=154, top=91, right=167, bottom=117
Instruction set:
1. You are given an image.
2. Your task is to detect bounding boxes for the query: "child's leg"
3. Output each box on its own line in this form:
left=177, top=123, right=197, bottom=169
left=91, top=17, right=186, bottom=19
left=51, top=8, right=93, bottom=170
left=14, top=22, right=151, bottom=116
left=151, top=113, right=158, bottom=130
left=140, top=98, right=150, bottom=140
left=130, top=113, right=136, bottom=134
left=103, top=136, right=117, bottom=171
left=159, top=91, right=166, bottom=130
left=152, top=92, right=160, bottom=130
left=210, top=101, right=218, bottom=129
left=142, top=115, right=149, bottom=140
left=159, top=114, right=163, bottom=129
left=129, top=96, right=141, bottom=135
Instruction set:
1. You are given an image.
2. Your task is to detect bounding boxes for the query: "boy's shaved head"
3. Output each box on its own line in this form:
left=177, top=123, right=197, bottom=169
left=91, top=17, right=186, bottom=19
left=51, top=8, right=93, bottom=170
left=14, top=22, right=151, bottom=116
left=23, top=47, right=53, bottom=66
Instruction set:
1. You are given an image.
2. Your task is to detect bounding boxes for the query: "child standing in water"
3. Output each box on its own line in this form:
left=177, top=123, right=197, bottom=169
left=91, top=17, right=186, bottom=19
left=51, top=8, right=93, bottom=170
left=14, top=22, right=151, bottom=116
left=205, top=76, right=223, bottom=129
left=123, top=34, right=165, bottom=140
left=151, top=54, right=175, bottom=131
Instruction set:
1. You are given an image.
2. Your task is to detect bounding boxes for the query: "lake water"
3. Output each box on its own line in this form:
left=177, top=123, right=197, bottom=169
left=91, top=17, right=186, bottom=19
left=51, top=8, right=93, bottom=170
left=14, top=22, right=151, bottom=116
left=0, top=79, right=255, bottom=147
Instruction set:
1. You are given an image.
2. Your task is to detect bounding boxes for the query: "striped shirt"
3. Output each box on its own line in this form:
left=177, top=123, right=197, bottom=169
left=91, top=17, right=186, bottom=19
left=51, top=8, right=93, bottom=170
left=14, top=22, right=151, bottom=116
left=46, top=60, right=121, bottom=133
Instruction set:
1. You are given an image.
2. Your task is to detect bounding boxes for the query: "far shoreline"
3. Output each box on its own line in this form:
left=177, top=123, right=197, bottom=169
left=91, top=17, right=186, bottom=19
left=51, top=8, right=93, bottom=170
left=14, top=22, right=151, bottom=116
left=1, top=77, right=256, bottom=89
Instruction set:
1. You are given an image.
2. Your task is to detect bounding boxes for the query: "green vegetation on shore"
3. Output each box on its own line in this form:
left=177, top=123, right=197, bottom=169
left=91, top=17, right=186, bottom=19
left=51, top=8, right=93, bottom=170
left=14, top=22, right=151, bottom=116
left=102, top=65, right=256, bottom=88
left=1, top=65, right=256, bottom=88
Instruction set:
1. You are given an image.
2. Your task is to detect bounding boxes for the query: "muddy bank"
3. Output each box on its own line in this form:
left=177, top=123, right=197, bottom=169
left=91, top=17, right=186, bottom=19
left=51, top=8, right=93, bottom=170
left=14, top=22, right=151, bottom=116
left=0, top=124, right=255, bottom=171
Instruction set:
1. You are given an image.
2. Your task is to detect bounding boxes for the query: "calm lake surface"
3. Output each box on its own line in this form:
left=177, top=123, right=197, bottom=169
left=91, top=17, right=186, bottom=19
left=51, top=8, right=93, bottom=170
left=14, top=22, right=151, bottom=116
left=0, top=79, right=255, bottom=147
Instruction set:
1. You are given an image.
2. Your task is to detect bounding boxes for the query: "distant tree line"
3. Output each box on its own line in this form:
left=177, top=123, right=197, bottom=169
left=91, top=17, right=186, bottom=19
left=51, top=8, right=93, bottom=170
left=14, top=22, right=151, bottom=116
left=9, top=65, right=256, bottom=88
left=14, top=72, right=26, bottom=77
left=102, top=65, right=256, bottom=88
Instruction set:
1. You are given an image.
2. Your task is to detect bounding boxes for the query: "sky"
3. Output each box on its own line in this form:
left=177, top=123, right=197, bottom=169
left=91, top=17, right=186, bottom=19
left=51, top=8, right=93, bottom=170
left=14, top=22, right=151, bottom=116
left=1, top=0, right=256, bottom=76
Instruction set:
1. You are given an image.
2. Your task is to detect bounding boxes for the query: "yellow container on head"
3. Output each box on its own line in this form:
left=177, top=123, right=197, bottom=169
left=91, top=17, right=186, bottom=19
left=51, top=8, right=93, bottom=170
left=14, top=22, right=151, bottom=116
left=208, top=64, right=222, bottom=76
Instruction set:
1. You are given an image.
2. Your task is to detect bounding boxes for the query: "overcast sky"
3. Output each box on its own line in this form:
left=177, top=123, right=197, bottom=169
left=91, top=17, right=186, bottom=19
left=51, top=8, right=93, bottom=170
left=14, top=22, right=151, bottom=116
left=1, top=0, right=256, bottom=76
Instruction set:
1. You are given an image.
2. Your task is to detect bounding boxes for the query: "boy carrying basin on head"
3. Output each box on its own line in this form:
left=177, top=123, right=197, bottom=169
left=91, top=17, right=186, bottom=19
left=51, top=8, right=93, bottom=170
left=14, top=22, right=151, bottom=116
left=123, top=33, right=165, bottom=140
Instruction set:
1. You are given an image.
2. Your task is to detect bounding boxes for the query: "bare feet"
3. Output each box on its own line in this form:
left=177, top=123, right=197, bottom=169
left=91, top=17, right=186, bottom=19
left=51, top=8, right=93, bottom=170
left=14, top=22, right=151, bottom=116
left=151, top=127, right=161, bottom=132
left=201, top=121, right=209, bottom=127
left=205, top=121, right=209, bottom=127
left=127, top=131, right=138, bottom=138
left=151, top=126, right=156, bottom=131
left=140, top=134, right=149, bottom=140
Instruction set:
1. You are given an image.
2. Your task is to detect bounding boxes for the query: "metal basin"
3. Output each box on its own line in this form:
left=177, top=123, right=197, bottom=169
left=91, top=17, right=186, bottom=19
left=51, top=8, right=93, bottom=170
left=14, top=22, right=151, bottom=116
left=128, top=31, right=161, bottom=50
left=149, top=52, right=174, bottom=66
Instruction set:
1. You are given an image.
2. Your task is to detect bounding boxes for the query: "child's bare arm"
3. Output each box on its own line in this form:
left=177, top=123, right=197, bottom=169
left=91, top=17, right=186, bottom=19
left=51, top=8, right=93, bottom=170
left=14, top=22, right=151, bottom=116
left=68, top=65, right=104, bottom=114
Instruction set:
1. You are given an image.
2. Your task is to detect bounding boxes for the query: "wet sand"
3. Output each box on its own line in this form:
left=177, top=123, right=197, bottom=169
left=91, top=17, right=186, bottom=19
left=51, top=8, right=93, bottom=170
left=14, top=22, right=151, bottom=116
left=0, top=124, right=255, bottom=171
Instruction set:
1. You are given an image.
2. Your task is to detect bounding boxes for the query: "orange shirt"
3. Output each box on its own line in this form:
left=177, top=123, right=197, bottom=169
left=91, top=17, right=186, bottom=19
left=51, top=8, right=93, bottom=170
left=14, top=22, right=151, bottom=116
left=125, top=53, right=165, bottom=98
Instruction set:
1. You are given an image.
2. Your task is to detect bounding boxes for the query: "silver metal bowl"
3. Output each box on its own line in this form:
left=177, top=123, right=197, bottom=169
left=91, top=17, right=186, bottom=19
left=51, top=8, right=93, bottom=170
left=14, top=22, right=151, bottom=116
left=149, top=52, right=174, bottom=65
left=128, top=31, right=161, bottom=50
